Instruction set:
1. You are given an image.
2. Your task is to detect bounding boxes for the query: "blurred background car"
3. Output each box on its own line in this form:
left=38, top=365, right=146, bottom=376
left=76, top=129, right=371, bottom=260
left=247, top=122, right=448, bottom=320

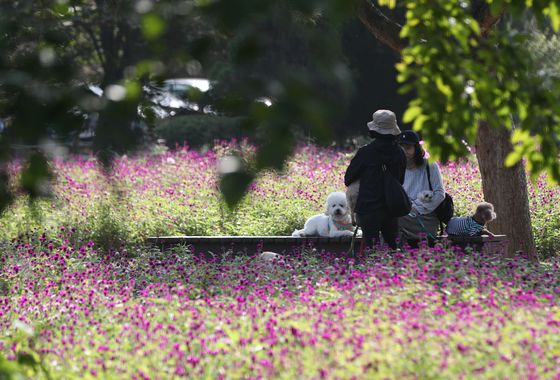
left=143, top=78, right=215, bottom=118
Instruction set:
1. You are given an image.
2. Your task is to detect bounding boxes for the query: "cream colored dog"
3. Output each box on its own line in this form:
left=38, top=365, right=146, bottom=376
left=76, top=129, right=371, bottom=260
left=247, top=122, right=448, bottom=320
left=346, top=180, right=360, bottom=226
left=292, top=192, right=358, bottom=237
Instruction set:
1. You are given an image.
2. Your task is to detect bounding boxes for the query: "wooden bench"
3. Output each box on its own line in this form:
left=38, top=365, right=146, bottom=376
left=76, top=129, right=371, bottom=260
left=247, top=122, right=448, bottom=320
left=437, top=234, right=508, bottom=255
left=146, top=236, right=359, bottom=256
left=146, top=234, right=508, bottom=256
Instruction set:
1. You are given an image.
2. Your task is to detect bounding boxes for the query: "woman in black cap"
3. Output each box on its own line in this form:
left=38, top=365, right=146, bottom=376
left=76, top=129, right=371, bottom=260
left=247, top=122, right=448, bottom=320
left=344, top=110, right=407, bottom=250
left=397, top=130, right=446, bottom=245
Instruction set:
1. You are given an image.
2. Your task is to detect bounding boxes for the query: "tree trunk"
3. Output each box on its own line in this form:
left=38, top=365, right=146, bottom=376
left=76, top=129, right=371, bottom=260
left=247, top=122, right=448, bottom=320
left=356, top=4, right=538, bottom=261
left=475, top=122, right=538, bottom=261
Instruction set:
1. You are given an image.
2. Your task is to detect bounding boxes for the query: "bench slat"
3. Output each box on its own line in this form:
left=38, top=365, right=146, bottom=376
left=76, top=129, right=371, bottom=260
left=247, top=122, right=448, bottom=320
left=438, top=234, right=508, bottom=255
left=147, top=236, right=358, bottom=255
left=147, top=234, right=508, bottom=256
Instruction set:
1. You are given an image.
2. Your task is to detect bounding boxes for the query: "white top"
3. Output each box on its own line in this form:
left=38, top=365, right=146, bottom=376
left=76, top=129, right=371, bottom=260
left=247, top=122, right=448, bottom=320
left=403, top=161, right=446, bottom=215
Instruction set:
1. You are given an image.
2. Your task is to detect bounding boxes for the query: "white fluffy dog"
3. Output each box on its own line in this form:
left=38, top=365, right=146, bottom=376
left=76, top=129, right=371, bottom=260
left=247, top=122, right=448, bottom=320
left=292, top=192, right=357, bottom=237
left=258, top=251, right=283, bottom=268
left=417, top=190, right=434, bottom=204
left=346, top=180, right=360, bottom=226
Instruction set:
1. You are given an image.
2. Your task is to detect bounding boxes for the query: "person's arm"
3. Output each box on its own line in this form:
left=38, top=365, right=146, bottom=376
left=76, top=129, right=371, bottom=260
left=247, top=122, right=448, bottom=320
left=415, top=162, right=445, bottom=214
left=397, top=148, right=407, bottom=184
left=480, top=228, right=495, bottom=237
left=344, top=148, right=365, bottom=186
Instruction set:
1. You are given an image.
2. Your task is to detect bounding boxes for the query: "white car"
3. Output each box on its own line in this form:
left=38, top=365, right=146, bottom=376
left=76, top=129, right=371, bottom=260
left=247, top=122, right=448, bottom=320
left=145, top=78, right=215, bottom=118
left=86, top=77, right=271, bottom=120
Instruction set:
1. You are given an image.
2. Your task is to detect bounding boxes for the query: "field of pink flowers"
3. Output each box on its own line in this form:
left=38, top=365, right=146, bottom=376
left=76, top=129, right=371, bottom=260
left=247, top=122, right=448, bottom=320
left=1, top=142, right=560, bottom=378
left=1, top=230, right=560, bottom=378
left=0, top=141, right=559, bottom=257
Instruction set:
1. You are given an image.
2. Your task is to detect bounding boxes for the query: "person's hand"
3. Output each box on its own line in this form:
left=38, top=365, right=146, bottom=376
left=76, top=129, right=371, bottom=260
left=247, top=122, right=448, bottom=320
left=408, top=207, right=419, bottom=217
left=482, top=229, right=495, bottom=237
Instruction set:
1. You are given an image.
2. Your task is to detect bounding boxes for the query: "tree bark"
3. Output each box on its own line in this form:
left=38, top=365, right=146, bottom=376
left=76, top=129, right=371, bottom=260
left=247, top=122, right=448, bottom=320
left=357, top=0, right=502, bottom=53
left=358, top=2, right=538, bottom=260
left=475, top=122, right=538, bottom=261
left=357, top=0, right=405, bottom=53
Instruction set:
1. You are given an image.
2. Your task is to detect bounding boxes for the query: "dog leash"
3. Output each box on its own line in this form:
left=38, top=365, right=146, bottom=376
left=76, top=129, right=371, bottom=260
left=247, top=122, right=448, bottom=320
left=347, top=225, right=361, bottom=258
left=414, top=214, right=436, bottom=241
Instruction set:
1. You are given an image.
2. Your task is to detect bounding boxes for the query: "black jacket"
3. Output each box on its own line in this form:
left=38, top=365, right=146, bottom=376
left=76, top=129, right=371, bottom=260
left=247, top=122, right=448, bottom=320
left=344, top=138, right=407, bottom=214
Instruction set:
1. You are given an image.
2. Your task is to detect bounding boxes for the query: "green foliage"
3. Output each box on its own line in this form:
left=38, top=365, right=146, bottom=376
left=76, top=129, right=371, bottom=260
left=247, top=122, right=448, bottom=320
left=219, top=171, right=254, bottom=208
left=0, top=353, right=28, bottom=380
left=524, top=18, right=560, bottom=86
left=0, top=144, right=558, bottom=259
left=383, top=0, right=560, bottom=182
left=86, top=197, right=136, bottom=252
left=19, top=153, right=53, bottom=198
left=154, top=115, right=250, bottom=148
left=200, top=0, right=355, bottom=207
left=0, top=0, right=356, bottom=211
left=3, top=0, right=560, bottom=213
left=0, top=323, right=51, bottom=380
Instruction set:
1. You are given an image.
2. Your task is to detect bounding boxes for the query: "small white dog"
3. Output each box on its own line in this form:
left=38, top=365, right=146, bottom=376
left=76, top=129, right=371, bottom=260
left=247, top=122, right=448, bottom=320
left=292, top=192, right=357, bottom=237
left=259, top=251, right=281, bottom=262
left=258, top=251, right=283, bottom=268
left=346, top=180, right=360, bottom=226
left=417, top=190, right=434, bottom=204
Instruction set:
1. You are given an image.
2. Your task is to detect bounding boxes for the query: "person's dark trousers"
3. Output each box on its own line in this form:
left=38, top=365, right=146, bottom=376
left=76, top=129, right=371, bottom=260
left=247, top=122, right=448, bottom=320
left=405, top=236, right=436, bottom=249
left=357, top=209, right=398, bottom=250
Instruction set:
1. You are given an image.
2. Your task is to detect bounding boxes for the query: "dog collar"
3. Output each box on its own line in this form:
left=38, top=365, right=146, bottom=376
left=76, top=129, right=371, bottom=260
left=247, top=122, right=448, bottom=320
left=332, top=220, right=354, bottom=231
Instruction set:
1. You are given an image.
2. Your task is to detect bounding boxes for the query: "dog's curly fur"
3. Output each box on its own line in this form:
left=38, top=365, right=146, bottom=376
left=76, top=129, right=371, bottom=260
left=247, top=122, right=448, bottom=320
left=292, top=192, right=358, bottom=237
left=474, top=202, right=497, bottom=235
left=346, top=181, right=360, bottom=226
left=417, top=190, right=434, bottom=203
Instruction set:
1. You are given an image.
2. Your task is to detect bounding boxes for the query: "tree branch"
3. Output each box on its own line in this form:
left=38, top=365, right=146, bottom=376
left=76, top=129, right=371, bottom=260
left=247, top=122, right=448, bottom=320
left=357, top=0, right=405, bottom=53
left=471, top=0, right=503, bottom=38
left=357, top=1, right=503, bottom=52
left=71, top=5, right=106, bottom=70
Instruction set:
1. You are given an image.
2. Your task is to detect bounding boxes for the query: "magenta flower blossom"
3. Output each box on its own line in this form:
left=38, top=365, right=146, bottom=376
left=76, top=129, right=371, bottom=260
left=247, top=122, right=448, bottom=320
left=1, top=142, right=560, bottom=378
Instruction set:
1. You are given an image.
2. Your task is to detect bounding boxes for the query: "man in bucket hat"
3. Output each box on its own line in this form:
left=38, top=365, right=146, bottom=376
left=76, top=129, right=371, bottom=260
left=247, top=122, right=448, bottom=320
left=344, top=109, right=407, bottom=250
left=367, top=109, right=402, bottom=136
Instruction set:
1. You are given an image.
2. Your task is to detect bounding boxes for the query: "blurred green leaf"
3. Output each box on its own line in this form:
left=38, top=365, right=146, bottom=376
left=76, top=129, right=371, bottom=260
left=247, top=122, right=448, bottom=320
left=1, top=353, right=22, bottom=378
left=125, top=81, right=142, bottom=100
left=0, top=167, right=13, bottom=213
left=545, top=2, right=560, bottom=31
left=403, top=105, right=422, bottom=123
left=20, top=153, right=52, bottom=199
left=505, top=150, right=522, bottom=168
left=16, top=352, right=37, bottom=368
left=219, top=171, right=254, bottom=208
left=378, top=0, right=397, bottom=9
left=142, top=13, right=167, bottom=40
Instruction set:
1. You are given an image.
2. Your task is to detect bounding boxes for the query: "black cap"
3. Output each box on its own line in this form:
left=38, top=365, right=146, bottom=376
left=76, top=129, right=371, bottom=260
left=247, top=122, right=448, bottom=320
left=398, top=130, right=420, bottom=145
